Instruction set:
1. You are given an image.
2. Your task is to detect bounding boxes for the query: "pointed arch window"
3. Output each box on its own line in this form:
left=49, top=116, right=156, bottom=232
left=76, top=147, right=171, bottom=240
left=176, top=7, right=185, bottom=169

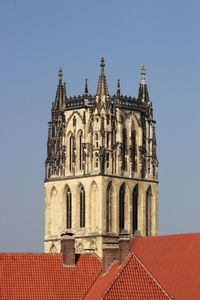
left=79, top=132, right=83, bottom=170
left=146, top=186, right=152, bottom=236
left=122, top=128, right=127, bottom=171
left=119, top=183, right=125, bottom=232
left=80, top=186, right=85, bottom=228
left=69, top=135, right=74, bottom=172
left=66, top=187, right=72, bottom=229
left=106, top=182, right=112, bottom=232
left=131, top=130, right=136, bottom=172
left=132, top=185, right=138, bottom=234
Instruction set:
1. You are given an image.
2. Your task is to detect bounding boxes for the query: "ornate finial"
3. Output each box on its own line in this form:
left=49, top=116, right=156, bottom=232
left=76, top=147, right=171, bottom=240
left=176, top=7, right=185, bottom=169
left=84, top=78, right=88, bottom=95
left=141, top=65, right=146, bottom=85
left=100, top=57, right=105, bottom=73
left=117, top=79, right=120, bottom=97
left=58, top=67, right=63, bottom=84
left=96, top=57, right=109, bottom=96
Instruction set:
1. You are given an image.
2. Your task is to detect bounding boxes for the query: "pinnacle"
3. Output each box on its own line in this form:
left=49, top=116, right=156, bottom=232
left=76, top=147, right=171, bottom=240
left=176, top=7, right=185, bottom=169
left=96, top=57, right=109, bottom=96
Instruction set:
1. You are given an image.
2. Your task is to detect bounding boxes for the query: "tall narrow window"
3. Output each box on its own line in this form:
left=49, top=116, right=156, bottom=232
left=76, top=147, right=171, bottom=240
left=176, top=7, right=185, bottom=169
left=66, top=187, right=72, bottom=229
left=106, top=182, right=113, bottom=232
left=131, top=130, right=136, bottom=172
left=95, top=133, right=98, bottom=148
left=132, top=185, right=138, bottom=234
left=148, top=121, right=150, bottom=137
left=122, top=128, right=127, bottom=171
left=106, top=152, right=109, bottom=168
left=146, top=186, right=152, bottom=236
left=95, top=152, right=98, bottom=168
left=148, top=141, right=150, bottom=154
left=119, top=183, right=125, bottom=231
left=80, top=186, right=85, bottom=228
left=107, top=115, right=110, bottom=125
left=79, top=132, right=82, bottom=170
left=147, top=159, right=150, bottom=173
left=107, top=132, right=110, bottom=148
left=69, top=135, right=74, bottom=172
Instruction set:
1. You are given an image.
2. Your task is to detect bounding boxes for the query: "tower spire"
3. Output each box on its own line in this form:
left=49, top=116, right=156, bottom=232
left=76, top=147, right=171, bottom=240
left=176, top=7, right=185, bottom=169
left=96, top=57, right=109, bottom=96
left=54, top=67, right=66, bottom=110
left=141, top=65, right=146, bottom=85
left=58, top=67, right=63, bottom=84
left=84, top=78, right=88, bottom=96
left=138, top=65, right=149, bottom=102
left=117, top=79, right=120, bottom=97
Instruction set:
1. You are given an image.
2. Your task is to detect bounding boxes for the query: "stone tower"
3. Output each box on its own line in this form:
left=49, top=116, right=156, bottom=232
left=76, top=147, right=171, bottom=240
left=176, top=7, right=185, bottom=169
left=44, top=59, right=159, bottom=257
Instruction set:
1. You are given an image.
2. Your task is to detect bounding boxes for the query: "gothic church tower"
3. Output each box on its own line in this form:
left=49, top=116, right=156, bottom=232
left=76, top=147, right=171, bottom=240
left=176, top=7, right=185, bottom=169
left=44, top=59, right=159, bottom=257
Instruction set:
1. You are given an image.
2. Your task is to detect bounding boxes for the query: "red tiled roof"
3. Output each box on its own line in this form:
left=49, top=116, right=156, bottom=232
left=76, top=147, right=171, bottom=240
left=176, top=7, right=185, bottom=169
left=0, top=253, right=101, bottom=300
left=132, top=233, right=200, bottom=300
left=103, top=255, right=169, bottom=299
left=86, top=254, right=169, bottom=299
left=1, top=233, right=200, bottom=299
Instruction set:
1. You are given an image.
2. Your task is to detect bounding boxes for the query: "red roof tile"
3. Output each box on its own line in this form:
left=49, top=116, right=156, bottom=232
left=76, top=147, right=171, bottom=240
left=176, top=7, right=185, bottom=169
left=0, top=253, right=101, bottom=300
left=103, top=255, right=169, bottom=299
left=86, top=254, right=169, bottom=299
left=132, top=233, right=200, bottom=300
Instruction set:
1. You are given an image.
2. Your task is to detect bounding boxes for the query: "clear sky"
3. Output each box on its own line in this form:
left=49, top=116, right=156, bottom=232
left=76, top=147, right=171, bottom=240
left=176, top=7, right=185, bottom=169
left=0, top=0, right=200, bottom=252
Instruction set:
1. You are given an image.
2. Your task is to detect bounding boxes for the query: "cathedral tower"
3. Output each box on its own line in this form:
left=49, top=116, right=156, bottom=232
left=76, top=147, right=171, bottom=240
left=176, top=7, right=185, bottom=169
left=44, top=59, right=159, bottom=257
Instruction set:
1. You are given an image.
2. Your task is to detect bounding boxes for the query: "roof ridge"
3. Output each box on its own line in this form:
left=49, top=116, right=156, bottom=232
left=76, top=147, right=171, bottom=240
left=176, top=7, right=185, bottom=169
left=134, top=254, right=171, bottom=299
left=102, top=253, right=133, bottom=299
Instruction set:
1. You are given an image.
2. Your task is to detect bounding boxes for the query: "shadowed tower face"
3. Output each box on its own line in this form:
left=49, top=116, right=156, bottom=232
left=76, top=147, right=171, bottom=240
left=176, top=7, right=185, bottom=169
left=44, top=59, right=159, bottom=257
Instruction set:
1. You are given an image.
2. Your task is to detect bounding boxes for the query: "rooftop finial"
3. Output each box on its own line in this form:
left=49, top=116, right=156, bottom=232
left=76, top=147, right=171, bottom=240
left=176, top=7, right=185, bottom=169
left=84, top=78, right=88, bottom=95
left=100, top=57, right=105, bottom=73
left=141, top=65, right=146, bottom=85
left=96, top=57, right=109, bottom=96
left=58, top=67, right=63, bottom=84
left=117, top=79, right=120, bottom=97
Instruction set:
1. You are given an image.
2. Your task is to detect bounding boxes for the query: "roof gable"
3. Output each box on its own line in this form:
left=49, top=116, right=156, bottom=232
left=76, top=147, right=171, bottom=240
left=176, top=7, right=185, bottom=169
left=132, top=233, right=200, bottom=300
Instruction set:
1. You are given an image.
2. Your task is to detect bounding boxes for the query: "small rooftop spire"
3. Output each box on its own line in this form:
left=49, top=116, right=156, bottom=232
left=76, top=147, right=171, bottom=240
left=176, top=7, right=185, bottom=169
left=96, top=57, right=109, bottom=96
left=117, top=79, right=120, bottom=97
left=138, top=65, right=149, bottom=103
left=58, top=67, right=63, bottom=84
left=100, top=57, right=105, bottom=73
left=84, top=78, right=88, bottom=95
left=141, top=65, right=146, bottom=85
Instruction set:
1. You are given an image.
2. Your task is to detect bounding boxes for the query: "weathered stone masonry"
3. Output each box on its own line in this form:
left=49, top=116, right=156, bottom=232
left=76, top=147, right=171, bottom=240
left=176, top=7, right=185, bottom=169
left=44, top=58, right=159, bottom=257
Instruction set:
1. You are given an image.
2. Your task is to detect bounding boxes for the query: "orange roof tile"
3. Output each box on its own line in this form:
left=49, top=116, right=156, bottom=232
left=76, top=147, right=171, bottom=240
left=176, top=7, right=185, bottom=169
left=0, top=253, right=101, bottom=300
left=132, top=233, right=200, bottom=300
left=86, top=254, right=169, bottom=299
left=103, top=255, right=169, bottom=299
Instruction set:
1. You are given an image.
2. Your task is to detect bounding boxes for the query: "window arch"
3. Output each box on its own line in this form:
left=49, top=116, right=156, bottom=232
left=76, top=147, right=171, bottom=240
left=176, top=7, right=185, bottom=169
left=132, top=185, right=138, bottom=234
left=122, top=128, right=127, bottom=171
left=119, top=183, right=125, bottom=232
left=146, top=186, right=152, bottom=236
left=66, top=186, right=72, bottom=229
left=80, top=185, right=85, bottom=228
left=106, top=182, right=113, bottom=232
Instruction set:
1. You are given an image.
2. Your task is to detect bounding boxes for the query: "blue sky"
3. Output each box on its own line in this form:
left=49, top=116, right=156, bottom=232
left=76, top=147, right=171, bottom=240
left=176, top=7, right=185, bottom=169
left=0, top=0, right=200, bottom=252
